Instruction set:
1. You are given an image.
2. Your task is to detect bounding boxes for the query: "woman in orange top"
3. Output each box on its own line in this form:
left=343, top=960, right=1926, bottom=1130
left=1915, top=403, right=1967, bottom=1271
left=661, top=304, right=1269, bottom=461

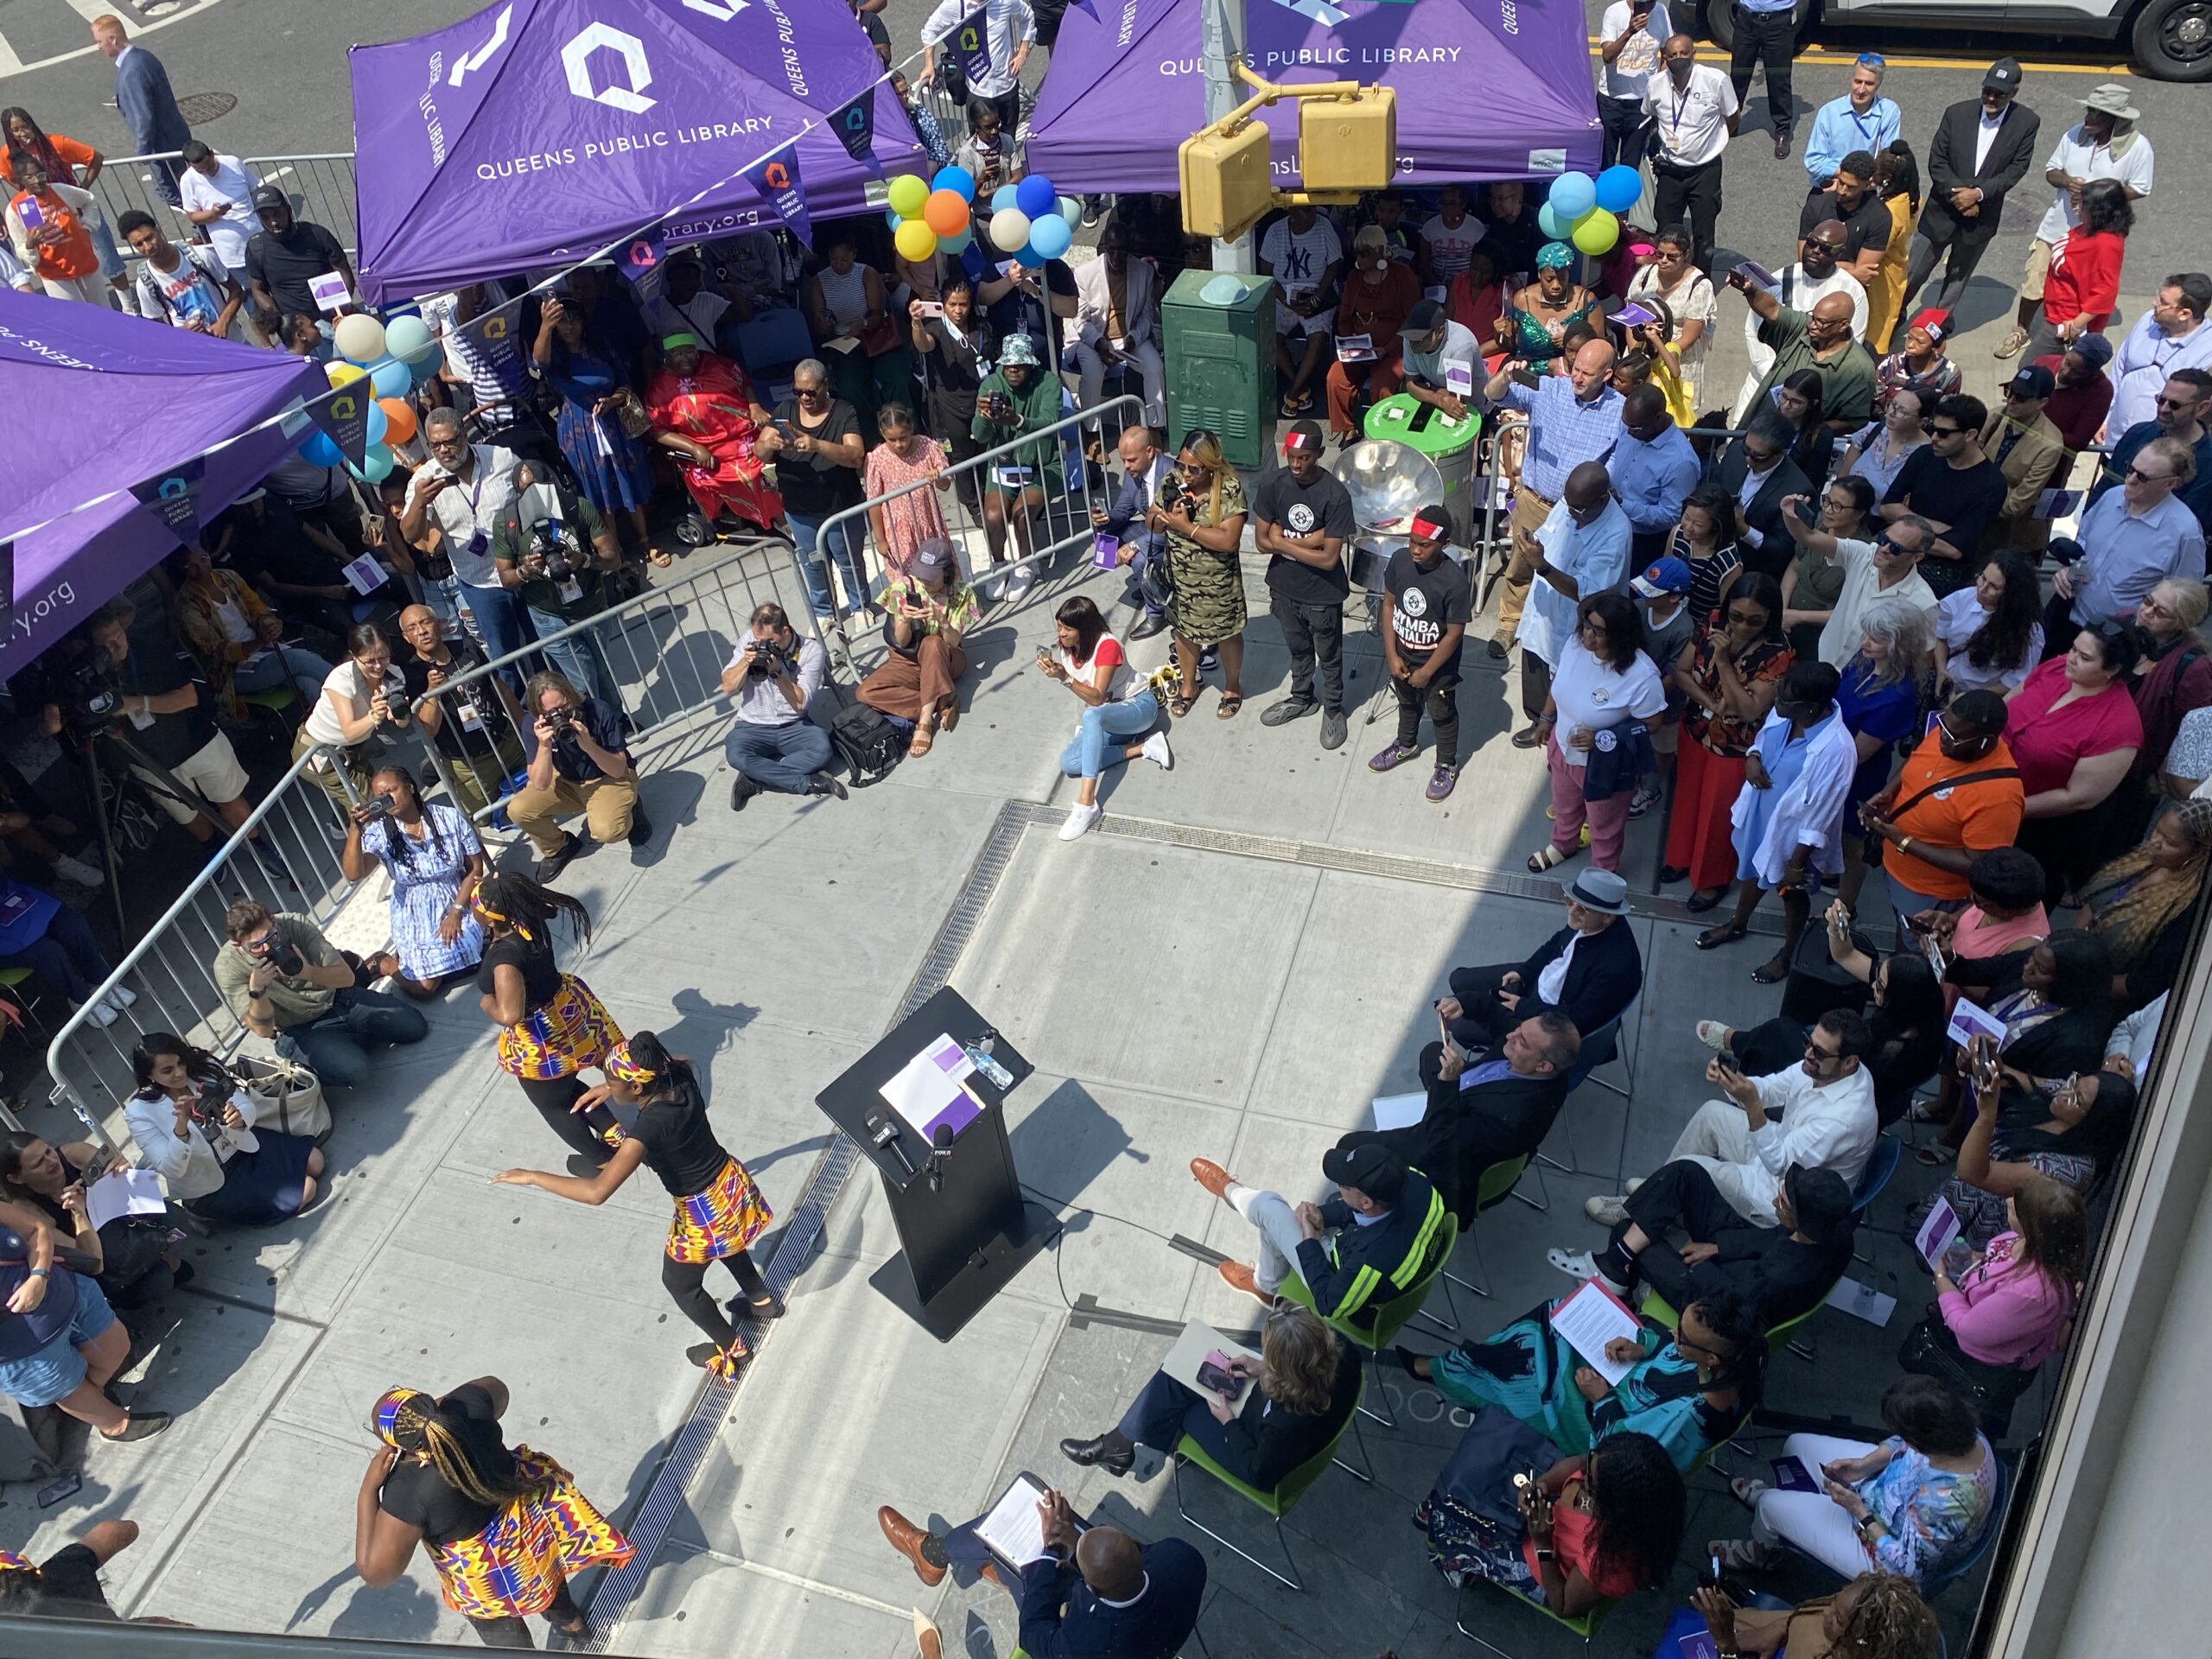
left=3, top=152, right=103, bottom=303
left=0, top=109, right=126, bottom=304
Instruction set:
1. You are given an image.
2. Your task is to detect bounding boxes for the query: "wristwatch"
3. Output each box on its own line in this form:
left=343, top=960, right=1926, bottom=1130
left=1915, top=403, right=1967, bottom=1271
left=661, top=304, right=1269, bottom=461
left=1533, top=1545, right=1555, bottom=1563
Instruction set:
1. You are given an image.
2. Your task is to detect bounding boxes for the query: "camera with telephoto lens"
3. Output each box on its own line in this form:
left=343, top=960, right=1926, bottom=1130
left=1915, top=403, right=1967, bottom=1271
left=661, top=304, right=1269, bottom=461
left=746, top=637, right=789, bottom=678
left=528, top=519, right=582, bottom=581
left=543, top=702, right=575, bottom=738
left=380, top=683, right=412, bottom=721
left=50, top=652, right=123, bottom=740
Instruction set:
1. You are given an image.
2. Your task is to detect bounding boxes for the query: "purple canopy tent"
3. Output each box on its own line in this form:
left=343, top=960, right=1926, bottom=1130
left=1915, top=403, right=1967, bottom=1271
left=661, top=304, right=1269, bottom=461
left=349, top=0, right=925, bottom=304
left=0, top=292, right=327, bottom=678
left=1025, top=0, right=1599, bottom=194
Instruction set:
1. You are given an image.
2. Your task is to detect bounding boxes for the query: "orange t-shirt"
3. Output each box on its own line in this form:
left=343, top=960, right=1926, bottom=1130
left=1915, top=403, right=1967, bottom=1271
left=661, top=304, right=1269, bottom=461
left=0, top=134, right=98, bottom=189
left=1888, top=732, right=2027, bottom=901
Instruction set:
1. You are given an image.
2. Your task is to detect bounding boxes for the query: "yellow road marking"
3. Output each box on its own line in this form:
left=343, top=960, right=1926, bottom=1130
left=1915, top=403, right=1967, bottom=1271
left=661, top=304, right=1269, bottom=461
left=1585, top=35, right=2136, bottom=76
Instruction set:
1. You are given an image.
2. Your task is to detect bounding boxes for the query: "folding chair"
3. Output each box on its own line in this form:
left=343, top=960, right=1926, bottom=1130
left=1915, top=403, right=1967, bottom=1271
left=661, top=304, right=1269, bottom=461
left=1171, top=1372, right=1371, bottom=1590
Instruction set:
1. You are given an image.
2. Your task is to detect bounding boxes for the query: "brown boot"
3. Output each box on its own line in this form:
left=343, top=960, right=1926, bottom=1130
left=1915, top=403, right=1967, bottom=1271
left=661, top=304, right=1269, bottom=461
left=878, top=1506, right=948, bottom=1587
left=1189, top=1157, right=1235, bottom=1199
left=1218, top=1260, right=1279, bottom=1308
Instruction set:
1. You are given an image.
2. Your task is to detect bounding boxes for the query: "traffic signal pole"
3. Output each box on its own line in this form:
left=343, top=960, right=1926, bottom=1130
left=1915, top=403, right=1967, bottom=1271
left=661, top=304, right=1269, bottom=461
left=1201, top=0, right=1256, bottom=274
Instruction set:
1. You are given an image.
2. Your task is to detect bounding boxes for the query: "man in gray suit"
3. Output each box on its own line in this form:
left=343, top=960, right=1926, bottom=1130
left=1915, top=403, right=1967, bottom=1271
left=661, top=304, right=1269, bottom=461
left=92, top=14, right=191, bottom=207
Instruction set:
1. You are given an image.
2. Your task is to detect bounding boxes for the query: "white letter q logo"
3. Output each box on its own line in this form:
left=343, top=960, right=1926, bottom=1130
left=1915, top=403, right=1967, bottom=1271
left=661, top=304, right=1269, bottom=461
left=563, top=22, right=656, bottom=114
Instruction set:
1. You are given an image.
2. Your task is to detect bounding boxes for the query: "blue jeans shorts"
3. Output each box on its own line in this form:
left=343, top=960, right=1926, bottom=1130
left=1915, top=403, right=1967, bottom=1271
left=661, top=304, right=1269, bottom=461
left=0, top=1276, right=118, bottom=1407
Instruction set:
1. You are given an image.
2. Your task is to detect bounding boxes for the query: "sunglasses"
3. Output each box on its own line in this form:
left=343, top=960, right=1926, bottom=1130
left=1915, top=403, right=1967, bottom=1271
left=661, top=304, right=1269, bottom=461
left=1856, top=51, right=1885, bottom=66
left=1803, top=1041, right=1843, bottom=1064
left=1744, top=445, right=1780, bottom=464
left=1725, top=607, right=1766, bottom=624
left=1805, top=239, right=1844, bottom=253
left=2126, top=465, right=2172, bottom=483
left=1927, top=424, right=1966, bottom=439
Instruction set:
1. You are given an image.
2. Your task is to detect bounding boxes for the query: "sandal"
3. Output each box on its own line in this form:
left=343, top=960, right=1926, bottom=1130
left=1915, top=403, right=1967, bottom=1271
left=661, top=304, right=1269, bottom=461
left=1216, top=694, right=1243, bottom=720
left=647, top=545, right=673, bottom=569
left=1694, top=922, right=1748, bottom=950
left=1527, top=843, right=1576, bottom=873
left=1169, top=687, right=1199, bottom=718
left=1751, top=955, right=1790, bottom=984
left=1695, top=1020, right=1732, bottom=1051
left=908, top=723, right=936, bottom=758
left=1914, top=1145, right=1954, bottom=1167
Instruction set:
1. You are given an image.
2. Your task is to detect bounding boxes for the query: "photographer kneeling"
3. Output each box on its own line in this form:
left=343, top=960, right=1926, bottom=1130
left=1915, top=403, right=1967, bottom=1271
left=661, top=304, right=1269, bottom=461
left=491, top=461, right=626, bottom=715
left=507, top=671, right=652, bottom=880
left=719, top=603, right=842, bottom=810
left=338, top=765, right=486, bottom=999
left=214, top=899, right=429, bottom=1089
left=294, top=623, right=421, bottom=812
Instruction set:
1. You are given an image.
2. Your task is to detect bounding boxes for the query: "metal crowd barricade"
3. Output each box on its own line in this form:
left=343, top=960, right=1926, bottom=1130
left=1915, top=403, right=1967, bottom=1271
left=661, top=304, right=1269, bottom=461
left=802, top=392, right=1142, bottom=657
left=92, top=151, right=359, bottom=263
left=38, top=743, right=367, bottom=1147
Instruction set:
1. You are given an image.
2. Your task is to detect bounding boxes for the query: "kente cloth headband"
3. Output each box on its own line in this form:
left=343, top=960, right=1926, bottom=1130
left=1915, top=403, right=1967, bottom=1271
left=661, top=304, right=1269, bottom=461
left=606, top=1040, right=659, bottom=1086
left=371, top=1387, right=433, bottom=1448
left=470, top=893, right=531, bottom=941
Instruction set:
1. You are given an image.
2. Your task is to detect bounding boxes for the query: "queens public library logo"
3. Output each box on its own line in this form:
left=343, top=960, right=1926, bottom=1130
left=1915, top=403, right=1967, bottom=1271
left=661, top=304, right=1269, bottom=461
left=448, top=2, right=757, bottom=112
left=1271, top=0, right=1417, bottom=29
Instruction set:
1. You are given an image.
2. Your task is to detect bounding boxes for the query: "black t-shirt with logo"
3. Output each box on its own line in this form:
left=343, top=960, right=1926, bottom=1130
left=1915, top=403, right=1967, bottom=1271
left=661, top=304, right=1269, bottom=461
left=1384, top=548, right=1471, bottom=671
left=1252, top=467, right=1356, bottom=605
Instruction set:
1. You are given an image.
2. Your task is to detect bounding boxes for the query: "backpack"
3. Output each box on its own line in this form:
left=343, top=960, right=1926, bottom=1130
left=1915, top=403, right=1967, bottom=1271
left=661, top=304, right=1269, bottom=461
left=828, top=700, right=903, bottom=787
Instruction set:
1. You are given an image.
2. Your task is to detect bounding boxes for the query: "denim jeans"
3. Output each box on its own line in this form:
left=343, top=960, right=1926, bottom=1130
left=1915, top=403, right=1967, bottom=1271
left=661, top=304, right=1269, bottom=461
left=728, top=720, right=834, bottom=793
left=789, top=511, right=869, bottom=620
left=278, top=988, right=430, bottom=1088
left=527, top=607, right=620, bottom=712
left=420, top=571, right=480, bottom=644
left=0, top=905, right=112, bottom=1003
left=232, top=645, right=335, bottom=706
left=1058, top=690, right=1159, bottom=780
left=458, top=582, right=539, bottom=686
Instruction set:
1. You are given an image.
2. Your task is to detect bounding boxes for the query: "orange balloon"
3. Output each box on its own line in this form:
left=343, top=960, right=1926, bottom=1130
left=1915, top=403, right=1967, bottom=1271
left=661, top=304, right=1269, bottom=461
left=923, top=188, right=970, bottom=238
left=377, top=397, right=417, bottom=448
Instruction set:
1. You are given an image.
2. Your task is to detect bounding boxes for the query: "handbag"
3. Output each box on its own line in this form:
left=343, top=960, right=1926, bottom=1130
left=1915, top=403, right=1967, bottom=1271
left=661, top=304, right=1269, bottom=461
left=236, top=1052, right=332, bottom=1144
left=1897, top=1308, right=2035, bottom=1423
left=1433, top=1406, right=1567, bottom=1528
left=860, top=315, right=906, bottom=358
left=612, top=389, right=653, bottom=440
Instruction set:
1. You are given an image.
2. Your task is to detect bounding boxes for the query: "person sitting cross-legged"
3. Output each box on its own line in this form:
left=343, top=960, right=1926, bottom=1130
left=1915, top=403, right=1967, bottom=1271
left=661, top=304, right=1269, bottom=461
left=1436, top=869, right=1642, bottom=1056
left=1057, top=1304, right=1363, bottom=1484
left=876, top=1492, right=1205, bottom=1659
left=1551, top=1161, right=1855, bottom=1330
left=1189, top=1141, right=1443, bottom=1325
left=1333, top=1013, right=1579, bottom=1220
left=720, top=603, right=843, bottom=810
left=1586, top=1010, right=1878, bottom=1230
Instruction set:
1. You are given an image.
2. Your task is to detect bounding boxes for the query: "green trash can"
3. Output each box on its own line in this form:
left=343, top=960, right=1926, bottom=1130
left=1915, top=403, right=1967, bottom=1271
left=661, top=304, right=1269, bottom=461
left=1162, top=269, right=1276, bottom=471
left=1362, top=393, right=1479, bottom=530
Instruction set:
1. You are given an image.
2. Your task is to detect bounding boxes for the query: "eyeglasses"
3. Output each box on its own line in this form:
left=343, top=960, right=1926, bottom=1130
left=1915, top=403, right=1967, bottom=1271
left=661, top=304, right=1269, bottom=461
left=1803, top=1042, right=1842, bottom=1065
left=2141, top=598, right=2179, bottom=619
left=1724, top=607, right=1765, bottom=624
left=2126, top=465, right=2173, bottom=484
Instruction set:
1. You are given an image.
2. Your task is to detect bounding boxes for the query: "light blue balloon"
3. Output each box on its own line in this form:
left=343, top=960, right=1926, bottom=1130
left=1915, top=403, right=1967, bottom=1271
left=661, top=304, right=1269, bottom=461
left=938, top=220, right=974, bottom=254
left=1057, top=194, right=1083, bottom=226
left=990, top=184, right=1021, bottom=213
left=1548, top=170, right=1596, bottom=220
left=409, top=345, right=445, bottom=387
left=1593, top=164, right=1643, bottom=215
left=350, top=442, right=395, bottom=484
left=932, top=164, right=976, bottom=203
left=383, top=314, right=436, bottom=364
left=1537, top=201, right=1567, bottom=241
left=365, top=400, right=389, bottom=446
left=301, top=430, right=342, bottom=468
left=369, top=355, right=412, bottom=398
left=1027, top=213, right=1072, bottom=260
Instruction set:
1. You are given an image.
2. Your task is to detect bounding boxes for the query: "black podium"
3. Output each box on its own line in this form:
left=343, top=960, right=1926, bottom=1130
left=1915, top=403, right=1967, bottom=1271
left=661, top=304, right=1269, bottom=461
left=816, top=987, right=1059, bottom=1341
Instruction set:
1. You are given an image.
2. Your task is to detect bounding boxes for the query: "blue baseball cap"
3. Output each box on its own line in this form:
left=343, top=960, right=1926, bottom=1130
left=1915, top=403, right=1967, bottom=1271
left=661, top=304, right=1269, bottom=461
left=1632, top=556, right=1692, bottom=598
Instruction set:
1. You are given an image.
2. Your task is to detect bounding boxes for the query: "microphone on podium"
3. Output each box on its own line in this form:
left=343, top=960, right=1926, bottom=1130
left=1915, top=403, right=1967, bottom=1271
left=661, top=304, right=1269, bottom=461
left=927, top=1122, right=954, bottom=1192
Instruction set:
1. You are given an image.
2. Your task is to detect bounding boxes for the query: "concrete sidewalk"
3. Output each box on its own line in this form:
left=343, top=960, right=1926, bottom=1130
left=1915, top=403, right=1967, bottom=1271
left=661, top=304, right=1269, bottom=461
left=0, top=549, right=1998, bottom=1658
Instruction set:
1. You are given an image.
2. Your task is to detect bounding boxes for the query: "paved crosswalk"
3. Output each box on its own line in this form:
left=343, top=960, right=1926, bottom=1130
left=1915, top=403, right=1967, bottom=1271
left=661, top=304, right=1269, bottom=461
left=0, top=0, right=221, bottom=81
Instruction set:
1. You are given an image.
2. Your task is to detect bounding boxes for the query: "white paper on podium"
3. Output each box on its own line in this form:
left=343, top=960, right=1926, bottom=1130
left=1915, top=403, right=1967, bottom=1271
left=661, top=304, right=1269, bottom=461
left=84, top=1167, right=167, bottom=1233
left=1548, top=1280, right=1644, bottom=1386
left=1370, top=1091, right=1427, bottom=1132
left=975, top=1474, right=1055, bottom=1567
left=878, top=1033, right=977, bottom=1141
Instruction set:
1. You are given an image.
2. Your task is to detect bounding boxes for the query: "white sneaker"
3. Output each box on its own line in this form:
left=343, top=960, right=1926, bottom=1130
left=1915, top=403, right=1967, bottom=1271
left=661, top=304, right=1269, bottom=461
left=1625, top=1177, right=1644, bottom=1195
left=1058, top=801, right=1103, bottom=841
left=1585, top=1193, right=1630, bottom=1226
left=80, top=999, right=118, bottom=1029
left=51, top=855, right=104, bottom=888
left=105, top=984, right=137, bottom=1011
left=1003, top=565, right=1037, bottom=602
left=1141, top=731, right=1173, bottom=771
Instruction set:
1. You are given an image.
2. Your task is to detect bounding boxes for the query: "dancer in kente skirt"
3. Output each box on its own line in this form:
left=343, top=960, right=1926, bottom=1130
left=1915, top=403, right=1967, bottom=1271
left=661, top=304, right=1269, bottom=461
left=472, top=874, right=626, bottom=1176
left=496, top=1031, right=782, bottom=1377
left=354, top=1378, right=632, bottom=1649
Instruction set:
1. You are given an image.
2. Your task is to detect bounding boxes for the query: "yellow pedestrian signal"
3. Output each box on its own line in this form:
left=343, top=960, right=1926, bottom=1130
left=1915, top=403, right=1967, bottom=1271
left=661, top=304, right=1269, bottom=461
left=1179, top=119, right=1274, bottom=243
left=1298, top=86, right=1396, bottom=194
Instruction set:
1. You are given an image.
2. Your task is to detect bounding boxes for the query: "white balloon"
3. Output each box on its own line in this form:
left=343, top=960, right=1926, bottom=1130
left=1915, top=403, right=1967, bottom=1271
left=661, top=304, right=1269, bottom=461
left=334, top=314, right=388, bottom=365
left=988, top=207, right=1032, bottom=255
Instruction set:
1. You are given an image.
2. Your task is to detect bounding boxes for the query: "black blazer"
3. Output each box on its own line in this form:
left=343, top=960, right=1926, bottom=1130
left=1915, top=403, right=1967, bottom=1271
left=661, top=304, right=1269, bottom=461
left=1342, top=1060, right=1569, bottom=1217
left=1017, top=1536, right=1206, bottom=1659
left=1516, top=919, right=1643, bottom=1039
left=1209, top=1337, right=1365, bottom=1490
left=1922, top=99, right=2044, bottom=244
left=1711, top=444, right=1814, bottom=582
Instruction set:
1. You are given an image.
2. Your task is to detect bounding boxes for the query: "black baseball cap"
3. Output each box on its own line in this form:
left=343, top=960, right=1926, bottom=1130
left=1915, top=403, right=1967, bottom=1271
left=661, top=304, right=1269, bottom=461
left=2005, top=364, right=2056, bottom=399
left=1399, top=298, right=1447, bottom=337
left=1983, top=57, right=2023, bottom=93
left=251, top=185, right=288, bottom=212
left=1322, top=1141, right=1408, bottom=1203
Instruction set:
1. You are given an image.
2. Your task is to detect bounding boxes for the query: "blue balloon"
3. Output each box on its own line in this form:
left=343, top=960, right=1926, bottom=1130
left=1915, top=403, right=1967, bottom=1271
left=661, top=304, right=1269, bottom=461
left=369, top=355, right=412, bottom=398
left=1014, top=174, right=1057, bottom=219
left=365, top=400, right=389, bottom=446
left=409, top=345, right=445, bottom=387
left=1027, top=213, right=1072, bottom=261
left=932, top=164, right=976, bottom=203
left=301, top=430, right=342, bottom=468
left=1548, top=170, right=1596, bottom=220
left=1593, top=164, right=1643, bottom=215
left=1537, top=201, right=1567, bottom=241
left=990, top=184, right=1021, bottom=213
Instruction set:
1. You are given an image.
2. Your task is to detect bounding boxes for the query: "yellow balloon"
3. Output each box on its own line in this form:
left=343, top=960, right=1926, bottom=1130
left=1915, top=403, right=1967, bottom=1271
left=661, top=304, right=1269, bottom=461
left=1570, top=207, right=1619, bottom=257
left=893, top=218, right=938, bottom=262
left=887, top=174, right=930, bottom=219
left=327, top=361, right=368, bottom=389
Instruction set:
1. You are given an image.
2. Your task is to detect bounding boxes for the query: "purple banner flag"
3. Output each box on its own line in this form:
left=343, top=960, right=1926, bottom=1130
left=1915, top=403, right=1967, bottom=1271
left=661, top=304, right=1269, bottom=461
left=741, top=146, right=812, bottom=249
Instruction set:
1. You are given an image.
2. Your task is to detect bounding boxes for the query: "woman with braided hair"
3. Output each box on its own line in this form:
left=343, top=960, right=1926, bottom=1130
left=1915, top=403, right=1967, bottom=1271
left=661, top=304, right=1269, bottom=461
left=1691, top=1569, right=1940, bottom=1657
left=495, top=1032, right=780, bottom=1377
left=2072, top=798, right=2212, bottom=1014
left=472, top=873, right=624, bottom=1174
left=339, top=764, right=486, bottom=997
left=354, top=1376, right=632, bottom=1647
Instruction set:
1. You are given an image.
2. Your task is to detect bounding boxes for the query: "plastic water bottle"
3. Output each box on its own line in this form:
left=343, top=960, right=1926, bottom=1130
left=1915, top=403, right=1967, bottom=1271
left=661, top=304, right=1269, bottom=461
left=964, top=1033, right=1014, bottom=1091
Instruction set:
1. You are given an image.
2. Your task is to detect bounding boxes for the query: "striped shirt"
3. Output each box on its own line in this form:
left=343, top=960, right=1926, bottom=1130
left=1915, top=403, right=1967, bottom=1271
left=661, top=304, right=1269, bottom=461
left=1497, top=378, right=1624, bottom=502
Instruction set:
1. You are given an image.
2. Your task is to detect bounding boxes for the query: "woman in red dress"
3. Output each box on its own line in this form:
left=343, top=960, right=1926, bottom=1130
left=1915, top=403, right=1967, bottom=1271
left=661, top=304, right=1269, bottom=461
left=643, top=334, right=784, bottom=536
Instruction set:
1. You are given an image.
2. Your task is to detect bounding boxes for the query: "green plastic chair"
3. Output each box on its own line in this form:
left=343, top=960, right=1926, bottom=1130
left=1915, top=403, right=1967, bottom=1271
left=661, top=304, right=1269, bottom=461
left=0, top=965, right=48, bottom=1039
left=1441, top=1153, right=1535, bottom=1306
left=1172, top=1369, right=1370, bottom=1590
left=1454, top=1577, right=1616, bottom=1656
left=1641, top=1279, right=1837, bottom=1360
left=1274, top=1209, right=1459, bottom=1428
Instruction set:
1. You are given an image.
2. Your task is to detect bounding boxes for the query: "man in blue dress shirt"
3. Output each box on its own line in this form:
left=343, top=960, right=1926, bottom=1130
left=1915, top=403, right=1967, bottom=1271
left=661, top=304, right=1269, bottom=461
left=1611, top=385, right=1702, bottom=566
left=1802, top=54, right=1902, bottom=190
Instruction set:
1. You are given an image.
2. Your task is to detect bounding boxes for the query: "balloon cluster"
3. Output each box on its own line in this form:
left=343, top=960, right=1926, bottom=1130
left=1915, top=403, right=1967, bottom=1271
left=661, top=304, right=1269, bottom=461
left=302, top=313, right=445, bottom=480
left=885, top=167, right=1081, bottom=266
left=1535, top=166, right=1642, bottom=257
